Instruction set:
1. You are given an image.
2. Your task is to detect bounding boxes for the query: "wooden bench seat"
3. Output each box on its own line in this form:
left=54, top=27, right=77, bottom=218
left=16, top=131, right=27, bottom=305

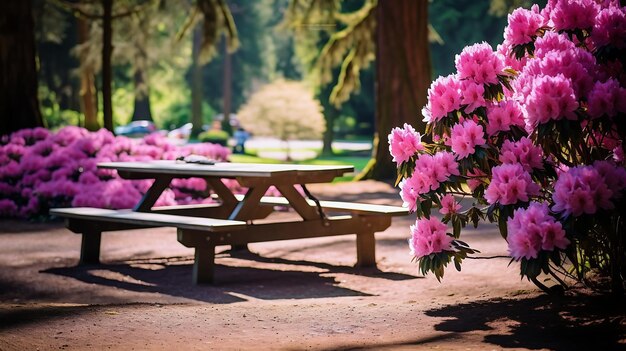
left=50, top=207, right=247, bottom=232
left=214, top=194, right=409, bottom=216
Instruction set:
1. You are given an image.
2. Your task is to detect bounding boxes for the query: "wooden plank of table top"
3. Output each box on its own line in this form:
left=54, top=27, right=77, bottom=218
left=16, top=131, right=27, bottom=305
left=50, top=207, right=247, bottom=232
left=98, top=161, right=353, bottom=179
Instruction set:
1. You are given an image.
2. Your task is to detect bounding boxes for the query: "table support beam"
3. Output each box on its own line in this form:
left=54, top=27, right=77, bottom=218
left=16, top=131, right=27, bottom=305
left=134, top=176, right=174, bottom=212
left=193, top=245, right=216, bottom=284
left=80, top=230, right=102, bottom=264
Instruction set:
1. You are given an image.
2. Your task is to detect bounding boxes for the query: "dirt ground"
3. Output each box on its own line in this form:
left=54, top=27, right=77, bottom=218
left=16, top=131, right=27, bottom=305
left=0, top=180, right=624, bottom=350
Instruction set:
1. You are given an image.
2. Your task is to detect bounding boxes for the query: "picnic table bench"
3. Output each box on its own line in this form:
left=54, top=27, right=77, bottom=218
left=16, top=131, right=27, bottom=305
left=51, top=161, right=408, bottom=284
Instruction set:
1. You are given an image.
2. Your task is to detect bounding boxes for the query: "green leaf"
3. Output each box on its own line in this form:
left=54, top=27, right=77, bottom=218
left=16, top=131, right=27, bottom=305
left=498, top=212, right=508, bottom=239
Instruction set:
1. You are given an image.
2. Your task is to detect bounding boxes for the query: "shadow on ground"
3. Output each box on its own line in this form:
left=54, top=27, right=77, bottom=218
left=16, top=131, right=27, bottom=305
left=423, top=295, right=626, bottom=351
left=40, top=251, right=418, bottom=304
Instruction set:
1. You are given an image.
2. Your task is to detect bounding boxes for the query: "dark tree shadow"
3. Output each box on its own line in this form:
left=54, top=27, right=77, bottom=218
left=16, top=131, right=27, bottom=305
left=425, top=295, right=626, bottom=351
left=41, top=250, right=418, bottom=304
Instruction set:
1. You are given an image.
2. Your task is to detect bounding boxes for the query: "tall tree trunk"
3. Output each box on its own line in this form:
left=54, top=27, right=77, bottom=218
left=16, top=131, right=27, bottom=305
left=102, top=0, right=114, bottom=132
left=131, top=66, right=153, bottom=121
left=77, top=17, right=99, bottom=131
left=357, top=0, right=431, bottom=181
left=0, top=1, right=43, bottom=136
left=320, top=83, right=338, bottom=156
left=222, top=37, right=232, bottom=135
left=131, top=15, right=153, bottom=122
left=191, top=24, right=204, bottom=137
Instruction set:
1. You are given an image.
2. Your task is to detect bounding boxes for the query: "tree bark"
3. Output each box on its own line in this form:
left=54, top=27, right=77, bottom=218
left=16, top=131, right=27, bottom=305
left=77, top=17, right=99, bottom=131
left=0, top=0, right=44, bottom=136
left=191, top=24, right=204, bottom=137
left=131, top=14, right=153, bottom=122
left=131, top=51, right=153, bottom=121
left=320, top=83, right=338, bottom=156
left=357, top=0, right=431, bottom=181
left=222, top=37, right=232, bottom=135
left=102, top=0, right=114, bottom=132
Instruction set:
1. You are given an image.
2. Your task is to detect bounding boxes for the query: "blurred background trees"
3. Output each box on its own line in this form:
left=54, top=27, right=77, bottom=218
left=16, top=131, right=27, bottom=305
left=1, top=0, right=543, bottom=179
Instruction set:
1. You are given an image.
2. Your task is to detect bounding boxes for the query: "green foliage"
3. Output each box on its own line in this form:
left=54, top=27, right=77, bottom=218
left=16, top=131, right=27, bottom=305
left=198, top=129, right=229, bottom=145
left=200, top=0, right=273, bottom=113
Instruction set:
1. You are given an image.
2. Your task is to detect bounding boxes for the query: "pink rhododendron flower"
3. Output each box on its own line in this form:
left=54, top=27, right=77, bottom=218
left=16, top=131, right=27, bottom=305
left=485, top=163, right=540, bottom=205
left=587, top=79, right=626, bottom=118
left=504, top=5, right=545, bottom=46
left=499, top=137, right=544, bottom=172
left=455, top=42, right=504, bottom=85
left=448, top=120, right=486, bottom=159
left=486, top=100, right=525, bottom=136
left=507, top=202, right=570, bottom=260
left=593, top=160, right=626, bottom=199
left=423, top=74, right=462, bottom=123
left=388, top=123, right=425, bottom=164
left=592, top=6, right=626, bottom=49
left=547, top=0, right=599, bottom=31
left=460, top=80, right=487, bottom=113
left=0, top=199, right=18, bottom=217
left=439, top=194, right=461, bottom=215
left=409, top=217, right=453, bottom=258
left=534, top=32, right=576, bottom=59
left=524, top=74, right=578, bottom=128
left=552, top=165, right=615, bottom=216
left=399, top=178, right=420, bottom=213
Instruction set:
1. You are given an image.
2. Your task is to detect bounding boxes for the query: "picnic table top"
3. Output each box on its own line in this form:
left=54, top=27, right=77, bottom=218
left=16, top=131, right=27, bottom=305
left=98, top=160, right=354, bottom=179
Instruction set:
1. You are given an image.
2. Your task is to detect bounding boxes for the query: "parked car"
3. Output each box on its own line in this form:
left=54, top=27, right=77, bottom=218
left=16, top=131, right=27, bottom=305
left=114, top=120, right=157, bottom=137
left=167, top=123, right=193, bottom=140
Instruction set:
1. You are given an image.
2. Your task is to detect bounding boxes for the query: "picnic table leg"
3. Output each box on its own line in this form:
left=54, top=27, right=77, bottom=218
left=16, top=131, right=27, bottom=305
left=80, top=231, right=102, bottom=264
left=355, top=230, right=376, bottom=267
left=192, top=245, right=216, bottom=284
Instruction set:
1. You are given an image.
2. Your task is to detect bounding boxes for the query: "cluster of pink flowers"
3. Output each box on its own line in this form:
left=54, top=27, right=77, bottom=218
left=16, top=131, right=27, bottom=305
left=499, top=137, right=544, bottom=172
left=422, top=74, right=462, bottom=123
left=388, top=123, right=424, bottom=164
left=392, top=0, right=626, bottom=282
left=485, top=163, right=540, bottom=205
left=507, top=202, right=570, bottom=260
left=504, top=5, right=545, bottom=46
left=592, top=5, right=626, bottom=49
left=439, top=194, right=461, bottom=216
left=455, top=42, right=505, bottom=85
left=587, top=79, right=626, bottom=119
left=399, top=152, right=459, bottom=212
left=0, top=127, right=232, bottom=218
left=552, top=162, right=626, bottom=217
left=485, top=100, right=525, bottom=136
left=523, top=74, right=578, bottom=128
left=409, top=217, right=453, bottom=258
left=447, top=120, right=486, bottom=159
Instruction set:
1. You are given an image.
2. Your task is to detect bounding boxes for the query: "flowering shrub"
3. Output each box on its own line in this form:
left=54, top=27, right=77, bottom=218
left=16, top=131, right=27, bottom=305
left=390, top=0, right=626, bottom=294
left=0, top=127, right=232, bottom=218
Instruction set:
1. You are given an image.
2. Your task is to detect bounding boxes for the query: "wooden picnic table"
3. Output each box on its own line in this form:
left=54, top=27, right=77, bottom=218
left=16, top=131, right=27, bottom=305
left=51, top=160, right=407, bottom=284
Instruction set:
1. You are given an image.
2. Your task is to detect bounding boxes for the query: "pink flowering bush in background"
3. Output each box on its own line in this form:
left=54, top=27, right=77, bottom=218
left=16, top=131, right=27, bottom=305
left=0, top=126, right=232, bottom=219
left=390, top=0, right=626, bottom=294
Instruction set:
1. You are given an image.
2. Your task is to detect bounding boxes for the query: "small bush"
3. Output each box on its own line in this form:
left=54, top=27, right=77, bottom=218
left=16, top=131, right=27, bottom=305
left=198, top=129, right=230, bottom=146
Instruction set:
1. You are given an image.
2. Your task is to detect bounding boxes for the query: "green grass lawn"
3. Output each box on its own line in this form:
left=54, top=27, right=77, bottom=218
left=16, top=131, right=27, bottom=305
left=229, top=151, right=370, bottom=182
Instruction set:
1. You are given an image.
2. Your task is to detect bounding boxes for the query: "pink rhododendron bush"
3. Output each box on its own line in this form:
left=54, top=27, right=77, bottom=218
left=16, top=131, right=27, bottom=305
left=390, top=0, right=626, bottom=294
left=0, top=126, right=233, bottom=218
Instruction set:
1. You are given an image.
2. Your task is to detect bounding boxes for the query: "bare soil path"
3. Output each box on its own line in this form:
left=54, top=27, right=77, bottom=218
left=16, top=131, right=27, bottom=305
left=0, top=181, right=624, bottom=350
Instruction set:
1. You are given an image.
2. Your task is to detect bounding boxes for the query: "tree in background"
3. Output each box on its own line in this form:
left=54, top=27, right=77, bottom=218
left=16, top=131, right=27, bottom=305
left=179, top=0, right=239, bottom=137
left=237, top=80, right=325, bottom=161
left=313, top=0, right=431, bottom=181
left=0, top=1, right=44, bottom=136
left=200, top=0, right=270, bottom=134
